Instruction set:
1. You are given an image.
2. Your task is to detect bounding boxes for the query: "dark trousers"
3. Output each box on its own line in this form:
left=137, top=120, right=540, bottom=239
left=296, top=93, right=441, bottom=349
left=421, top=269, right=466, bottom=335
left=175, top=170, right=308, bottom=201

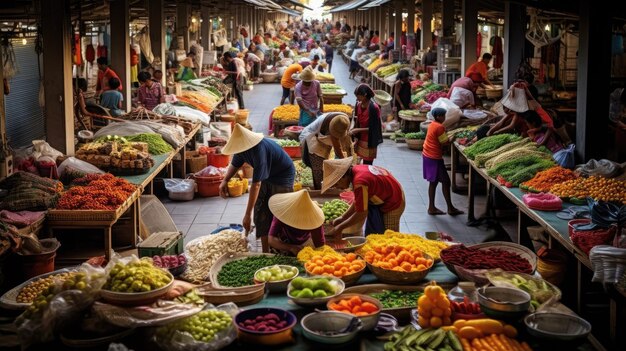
left=232, top=81, right=245, bottom=109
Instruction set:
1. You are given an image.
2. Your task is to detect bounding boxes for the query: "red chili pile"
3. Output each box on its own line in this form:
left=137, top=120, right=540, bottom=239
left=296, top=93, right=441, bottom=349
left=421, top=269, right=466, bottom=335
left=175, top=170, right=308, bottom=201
left=440, top=244, right=533, bottom=274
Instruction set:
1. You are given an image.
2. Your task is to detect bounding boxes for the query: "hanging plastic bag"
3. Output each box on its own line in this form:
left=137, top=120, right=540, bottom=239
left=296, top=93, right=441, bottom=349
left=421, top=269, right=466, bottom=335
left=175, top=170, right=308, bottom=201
left=552, top=144, right=575, bottom=169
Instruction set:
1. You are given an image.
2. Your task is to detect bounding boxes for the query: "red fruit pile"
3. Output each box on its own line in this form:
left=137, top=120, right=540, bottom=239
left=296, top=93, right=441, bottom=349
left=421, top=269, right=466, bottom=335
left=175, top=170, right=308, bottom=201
left=153, top=254, right=186, bottom=268
left=238, top=313, right=288, bottom=332
left=451, top=296, right=482, bottom=315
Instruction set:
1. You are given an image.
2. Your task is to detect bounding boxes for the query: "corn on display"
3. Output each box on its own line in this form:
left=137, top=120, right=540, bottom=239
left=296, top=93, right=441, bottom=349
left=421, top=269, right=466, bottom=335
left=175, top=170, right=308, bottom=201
left=357, top=230, right=449, bottom=260
left=315, top=72, right=335, bottom=81
left=376, top=63, right=403, bottom=78
left=273, top=105, right=300, bottom=121
left=322, top=104, right=353, bottom=115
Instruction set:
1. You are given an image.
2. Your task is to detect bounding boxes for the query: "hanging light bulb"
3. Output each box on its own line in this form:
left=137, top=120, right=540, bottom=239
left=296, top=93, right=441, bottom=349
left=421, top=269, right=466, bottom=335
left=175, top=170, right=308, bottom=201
left=191, top=17, right=197, bottom=23
left=483, top=24, right=488, bottom=32
left=544, top=24, right=550, bottom=31
left=22, top=37, right=27, bottom=45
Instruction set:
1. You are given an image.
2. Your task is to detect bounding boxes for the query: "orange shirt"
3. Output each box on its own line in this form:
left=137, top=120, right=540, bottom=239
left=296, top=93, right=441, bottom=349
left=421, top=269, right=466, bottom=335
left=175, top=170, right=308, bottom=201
left=281, top=64, right=303, bottom=89
left=535, top=106, right=554, bottom=128
left=422, top=121, right=448, bottom=160
left=465, top=61, right=489, bottom=82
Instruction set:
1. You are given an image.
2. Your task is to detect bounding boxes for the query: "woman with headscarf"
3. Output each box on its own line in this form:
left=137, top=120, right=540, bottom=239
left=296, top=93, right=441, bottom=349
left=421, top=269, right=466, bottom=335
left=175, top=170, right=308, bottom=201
left=321, top=157, right=405, bottom=239
left=299, top=112, right=352, bottom=189
left=351, top=84, right=383, bottom=165
left=268, top=190, right=325, bottom=256
left=393, top=69, right=412, bottom=119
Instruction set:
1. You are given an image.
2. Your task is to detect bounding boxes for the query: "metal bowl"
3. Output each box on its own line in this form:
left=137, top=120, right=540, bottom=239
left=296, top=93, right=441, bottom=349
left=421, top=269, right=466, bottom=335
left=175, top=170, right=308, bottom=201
left=301, top=311, right=362, bottom=344
left=524, top=312, right=591, bottom=341
left=477, top=286, right=530, bottom=320
left=287, top=276, right=345, bottom=307
left=332, top=236, right=366, bottom=253
left=253, top=265, right=299, bottom=294
left=326, top=293, right=382, bottom=331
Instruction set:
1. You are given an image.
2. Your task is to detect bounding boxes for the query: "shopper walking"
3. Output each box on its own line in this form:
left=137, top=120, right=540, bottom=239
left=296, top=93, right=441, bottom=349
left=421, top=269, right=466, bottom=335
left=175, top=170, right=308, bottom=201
left=350, top=84, right=383, bottom=165
left=280, top=63, right=303, bottom=105
left=223, top=52, right=245, bottom=109
left=219, top=124, right=295, bottom=253
left=295, top=66, right=323, bottom=127
left=423, top=107, right=463, bottom=216
left=324, top=40, right=334, bottom=73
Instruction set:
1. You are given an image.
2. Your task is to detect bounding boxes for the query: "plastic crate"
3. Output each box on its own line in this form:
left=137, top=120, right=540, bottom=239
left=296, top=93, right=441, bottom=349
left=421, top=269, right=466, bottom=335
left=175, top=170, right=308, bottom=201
left=138, top=231, right=184, bottom=258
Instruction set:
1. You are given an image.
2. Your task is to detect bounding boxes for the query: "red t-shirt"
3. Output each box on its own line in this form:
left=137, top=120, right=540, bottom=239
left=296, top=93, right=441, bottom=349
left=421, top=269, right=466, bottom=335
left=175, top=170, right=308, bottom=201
left=352, top=165, right=404, bottom=213
left=536, top=106, right=554, bottom=128
left=96, top=67, right=122, bottom=92
left=422, top=121, right=448, bottom=160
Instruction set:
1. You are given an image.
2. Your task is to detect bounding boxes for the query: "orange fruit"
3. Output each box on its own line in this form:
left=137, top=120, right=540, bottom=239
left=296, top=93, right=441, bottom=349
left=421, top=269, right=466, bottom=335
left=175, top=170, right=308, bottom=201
left=418, top=316, right=430, bottom=328
left=430, top=316, right=443, bottom=328
left=431, top=308, right=443, bottom=317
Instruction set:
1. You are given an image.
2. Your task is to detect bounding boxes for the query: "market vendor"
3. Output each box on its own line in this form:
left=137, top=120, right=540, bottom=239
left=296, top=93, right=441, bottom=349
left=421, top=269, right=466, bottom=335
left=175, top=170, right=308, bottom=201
left=219, top=124, right=295, bottom=253
left=393, top=69, right=412, bottom=119
left=267, top=190, right=325, bottom=255
left=295, top=66, right=323, bottom=127
left=487, top=86, right=529, bottom=137
left=136, top=72, right=165, bottom=111
left=321, top=157, right=405, bottom=238
left=465, top=53, right=494, bottom=86
left=95, top=57, right=122, bottom=97
left=351, top=84, right=383, bottom=165
left=176, top=52, right=197, bottom=81
left=446, top=73, right=483, bottom=109
left=299, top=112, right=352, bottom=189
left=280, top=63, right=303, bottom=105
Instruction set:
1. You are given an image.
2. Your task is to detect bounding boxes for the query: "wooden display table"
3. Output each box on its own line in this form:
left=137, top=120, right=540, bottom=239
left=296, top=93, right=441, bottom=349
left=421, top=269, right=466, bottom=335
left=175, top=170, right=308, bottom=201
left=323, top=90, right=347, bottom=105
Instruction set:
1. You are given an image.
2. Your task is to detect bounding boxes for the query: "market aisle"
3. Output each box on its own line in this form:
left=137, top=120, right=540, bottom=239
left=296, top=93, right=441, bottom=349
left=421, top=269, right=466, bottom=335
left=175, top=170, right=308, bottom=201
left=165, top=55, right=492, bottom=247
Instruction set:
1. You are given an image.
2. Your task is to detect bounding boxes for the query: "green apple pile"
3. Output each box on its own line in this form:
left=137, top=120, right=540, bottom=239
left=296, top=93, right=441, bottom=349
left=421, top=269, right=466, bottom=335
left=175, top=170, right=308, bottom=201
left=254, top=265, right=298, bottom=282
left=321, top=199, right=350, bottom=224
left=289, top=277, right=339, bottom=298
left=156, top=309, right=232, bottom=343
left=104, top=258, right=171, bottom=293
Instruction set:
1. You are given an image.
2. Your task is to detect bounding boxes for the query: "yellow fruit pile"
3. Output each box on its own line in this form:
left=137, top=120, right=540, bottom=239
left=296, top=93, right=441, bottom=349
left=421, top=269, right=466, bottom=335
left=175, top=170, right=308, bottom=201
left=273, top=105, right=300, bottom=121
left=323, top=104, right=353, bottom=115
left=297, top=245, right=343, bottom=262
left=417, top=282, right=452, bottom=328
left=358, top=230, right=449, bottom=260
left=227, top=178, right=246, bottom=196
left=316, top=72, right=334, bottom=81
left=549, top=176, right=626, bottom=203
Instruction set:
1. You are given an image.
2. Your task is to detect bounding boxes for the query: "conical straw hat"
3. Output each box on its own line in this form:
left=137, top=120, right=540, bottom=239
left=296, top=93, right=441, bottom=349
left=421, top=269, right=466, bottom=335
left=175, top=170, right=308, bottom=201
left=221, top=124, right=264, bottom=155
left=268, top=190, right=324, bottom=230
left=321, top=157, right=353, bottom=194
left=499, top=87, right=529, bottom=113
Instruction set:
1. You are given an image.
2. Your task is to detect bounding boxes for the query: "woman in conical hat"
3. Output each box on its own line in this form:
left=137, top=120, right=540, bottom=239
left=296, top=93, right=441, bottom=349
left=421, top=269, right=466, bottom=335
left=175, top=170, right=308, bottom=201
left=487, top=86, right=530, bottom=137
left=268, top=190, right=325, bottom=256
left=219, top=124, right=295, bottom=253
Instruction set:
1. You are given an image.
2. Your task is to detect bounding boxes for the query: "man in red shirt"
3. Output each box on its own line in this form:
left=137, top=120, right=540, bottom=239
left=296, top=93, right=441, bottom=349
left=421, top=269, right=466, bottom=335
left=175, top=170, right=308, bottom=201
left=321, top=158, right=406, bottom=237
left=465, top=53, right=494, bottom=86
left=96, top=57, right=122, bottom=96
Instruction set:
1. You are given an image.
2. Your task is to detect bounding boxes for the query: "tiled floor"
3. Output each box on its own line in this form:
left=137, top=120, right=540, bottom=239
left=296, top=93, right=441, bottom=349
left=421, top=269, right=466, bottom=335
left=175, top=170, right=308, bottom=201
left=162, top=56, right=499, bottom=247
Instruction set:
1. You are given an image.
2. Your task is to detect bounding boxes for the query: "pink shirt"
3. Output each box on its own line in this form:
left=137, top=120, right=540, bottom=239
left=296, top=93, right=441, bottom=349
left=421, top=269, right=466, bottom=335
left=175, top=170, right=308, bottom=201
left=137, top=82, right=165, bottom=110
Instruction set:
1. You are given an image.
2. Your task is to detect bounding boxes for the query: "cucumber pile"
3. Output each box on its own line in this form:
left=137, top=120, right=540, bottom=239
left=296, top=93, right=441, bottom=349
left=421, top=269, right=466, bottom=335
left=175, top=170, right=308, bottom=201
left=384, top=327, right=462, bottom=351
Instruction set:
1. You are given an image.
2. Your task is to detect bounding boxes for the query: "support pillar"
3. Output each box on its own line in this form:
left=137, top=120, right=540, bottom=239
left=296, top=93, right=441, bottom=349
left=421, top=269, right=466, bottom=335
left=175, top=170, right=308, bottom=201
left=576, top=0, right=612, bottom=161
left=503, top=1, right=525, bottom=91
left=177, top=0, right=190, bottom=50
left=461, top=0, right=478, bottom=73
left=149, top=0, right=166, bottom=84
left=201, top=6, right=210, bottom=51
left=110, top=0, right=130, bottom=111
left=421, top=0, right=433, bottom=50
left=394, top=0, right=403, bottom=51
left=41, top=0, right=74, bottom=154
left=442, top=0, right=454, bottom=38
left=407, top=0, right=416, bottom=55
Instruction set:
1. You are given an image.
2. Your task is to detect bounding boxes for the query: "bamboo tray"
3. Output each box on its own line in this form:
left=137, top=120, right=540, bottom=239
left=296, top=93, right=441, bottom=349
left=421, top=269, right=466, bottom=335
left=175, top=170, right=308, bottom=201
left=47, top=188, right=140, bottom=226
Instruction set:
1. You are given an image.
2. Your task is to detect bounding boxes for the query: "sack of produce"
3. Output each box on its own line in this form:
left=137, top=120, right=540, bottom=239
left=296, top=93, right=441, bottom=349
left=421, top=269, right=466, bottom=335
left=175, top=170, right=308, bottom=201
left=57, top=157, right=105, bottom=185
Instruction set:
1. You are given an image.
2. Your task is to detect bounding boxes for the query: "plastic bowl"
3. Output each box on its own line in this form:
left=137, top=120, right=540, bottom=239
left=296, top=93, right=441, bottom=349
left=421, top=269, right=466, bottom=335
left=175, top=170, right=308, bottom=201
left=235, top=308, right=297, bottom=345
left=211, top=224, right=244, bottom=234
left=326, top=293, right=382, bottom=331
left=477, top=286, right=530, bottom=321
left=301, top=311, right=362, bottom=344
left=253, top=265, right=299, bottom=294
left=287, top=276, right=345, bottom=307
left=524, top=312, right=591, bottom=341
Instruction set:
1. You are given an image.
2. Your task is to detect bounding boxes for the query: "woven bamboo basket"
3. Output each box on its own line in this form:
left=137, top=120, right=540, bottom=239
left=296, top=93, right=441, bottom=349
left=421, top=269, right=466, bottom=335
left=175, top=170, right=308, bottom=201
left=47, top=189, right=140, bottom=225
left=16, top=215, right=46, bottom=236
left=195, top=282, right=265, bottom=306
left=208, top=252, right=276, bottom=289
left=366, top=255, right=433, bottom=285
left=406, top=139, right=424, bottom=150
left=485, top=86, right=503, bottom=99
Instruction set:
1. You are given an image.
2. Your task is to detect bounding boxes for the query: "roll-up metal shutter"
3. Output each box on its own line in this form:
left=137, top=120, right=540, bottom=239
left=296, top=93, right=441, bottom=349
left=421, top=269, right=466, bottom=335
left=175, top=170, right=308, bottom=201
left=4, top=38, right=45, bottom=148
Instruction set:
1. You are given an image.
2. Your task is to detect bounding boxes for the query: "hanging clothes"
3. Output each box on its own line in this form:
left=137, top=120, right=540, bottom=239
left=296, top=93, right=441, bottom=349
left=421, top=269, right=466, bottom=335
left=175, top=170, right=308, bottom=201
left=73, top=34, right=82, bottom=66
left=130, top=46, right=139, bottom=85
left=491, top=35, right=503, bottom=69
left=540, top=41, right=560, bottom=81
left=476, top=32, right=482, bottom=59
left=86, top=44, right=95, bottom=63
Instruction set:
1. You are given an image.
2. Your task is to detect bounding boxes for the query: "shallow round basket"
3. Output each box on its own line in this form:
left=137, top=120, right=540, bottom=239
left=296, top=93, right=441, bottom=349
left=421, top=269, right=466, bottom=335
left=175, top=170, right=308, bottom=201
left=373, top=90, right=392, bottom=106
left=0, top=267, right=78, bottom=310
left=100, top=271, right=174, bottom=306
left=326, top=293, right=382, bottom=331
left=485, top=86, right=503, bottom=99
left=524, top=312, right=591, bottom=341
left=470, top=242, right=537, bottom=273
left=287, top=275, right=345, bottom=307
left=261, top=72, right=279, bottom=83
left=366, top=255, right=433, bottom=285
left=253, top=265, right=299, bottom=294
left=332, top=236, right=366, bottom=253
left=301, top=311, right=363, bottom=344
left=406, top=139, right=424, bottom=150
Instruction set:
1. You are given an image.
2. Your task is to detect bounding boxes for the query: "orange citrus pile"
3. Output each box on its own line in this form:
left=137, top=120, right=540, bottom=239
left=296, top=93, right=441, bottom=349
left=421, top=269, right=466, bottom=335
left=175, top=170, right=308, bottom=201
left=549, top=176, right=626, bottom=203
left=363, top=244, right=433, bottom=272
left=328, top=295, right=379, bottom=317
left=304, top=253, right=365, bottom=278
left=417, top=282, right=452, bottom=328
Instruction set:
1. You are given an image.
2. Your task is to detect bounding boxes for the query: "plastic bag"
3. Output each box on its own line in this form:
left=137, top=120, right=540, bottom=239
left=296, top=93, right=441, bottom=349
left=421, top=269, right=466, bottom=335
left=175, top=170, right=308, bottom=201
left=589, top=245, right=626, bottom=284
left=576, top=159, right=622, bottom=178
left=164, top=178, right=196, bottom=201
left=552, top=144, right=575, bottom=169
left=15, top=263, right=107, bottom=348
left=209, top=122, right=232, bottom=141
left=154, top=303, right=239, bottom=351
left=195, top=166, right=227, bottom=177
left=92, top=300, right=205, bottom=328
left=31, top=140, right=63, bottom=162
left=58, top=157, right=105, bottom=184
left=426, top=98, right=462, bottom=128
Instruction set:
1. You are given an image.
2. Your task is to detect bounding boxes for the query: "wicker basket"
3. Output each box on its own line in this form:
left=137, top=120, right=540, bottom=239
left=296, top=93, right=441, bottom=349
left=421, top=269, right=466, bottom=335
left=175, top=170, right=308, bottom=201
left=406, top=139, right=424, bottom=150
left=196, top=282, right=266, bottom=306
left=16, top=215, right=46, bottom=236
left=485, top=86, right=503, bottom=99
left=208, top=252, right=275, bottom=289
left=186, top=151, right=207, bottom=173
left=260, top=72, right=279, bottom=83
left=366, top=256, right=433, bottom=285
left=47, top=189, right=140, bottom=225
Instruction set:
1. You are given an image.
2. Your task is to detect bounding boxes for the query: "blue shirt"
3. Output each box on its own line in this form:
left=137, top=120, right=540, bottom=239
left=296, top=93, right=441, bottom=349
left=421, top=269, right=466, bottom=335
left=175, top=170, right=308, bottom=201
left=100, top=90, right=124, bottom=116
left=231, top=139, right=295, bottom=186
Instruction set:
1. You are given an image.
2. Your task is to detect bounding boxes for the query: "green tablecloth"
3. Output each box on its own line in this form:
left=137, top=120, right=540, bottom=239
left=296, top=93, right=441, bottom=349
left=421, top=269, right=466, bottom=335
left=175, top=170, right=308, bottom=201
left=119, top=153, right=170, bottom=186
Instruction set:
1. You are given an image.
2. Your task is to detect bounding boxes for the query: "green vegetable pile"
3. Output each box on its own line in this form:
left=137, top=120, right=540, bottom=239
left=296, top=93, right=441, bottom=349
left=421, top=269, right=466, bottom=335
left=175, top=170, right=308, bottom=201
left=217, top=255, right=303, bottom=287
left=274, top=139, right=300, bottom=147
left=371, top=290, right=423, bottom=309
left=321, top=199, right=350, bottom=224
left=487, top=154, right=555, bottom=185
left=404, top=132, right=426, bottom=140
left=124, top=133, right=174, bottom=155
left=485, top=271, right=560, bottom=308
left=463, top=134, right=522, bottom=160
left=294, top=161, right=313, bottom=187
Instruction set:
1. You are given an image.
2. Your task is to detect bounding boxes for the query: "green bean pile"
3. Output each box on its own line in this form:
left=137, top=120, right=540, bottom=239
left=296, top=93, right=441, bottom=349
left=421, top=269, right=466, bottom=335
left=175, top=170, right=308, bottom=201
left=216, top=255, right=303, bottom=287
left=371, top=290, right=424, bottom=309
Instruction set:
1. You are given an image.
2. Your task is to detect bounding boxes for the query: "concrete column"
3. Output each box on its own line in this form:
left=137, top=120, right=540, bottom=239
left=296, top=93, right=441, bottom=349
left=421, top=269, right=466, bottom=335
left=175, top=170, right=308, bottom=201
left=407, top=0, right=415, bottom=35
left=421, top=0, right=433, bottom=50
left=503, top=1, right=525, bottom=91
left=394, top=0, right=403, bottom=50
left=576, top=0, right=612, bottom=161
left=110, top=0, right=130, bottom=112
left=461, top=0, right=477, bottom=72
left=201, top=6, right=210, bottom=50
left=442, top=0, right=455, bottom=38
left=177, top=0, right=190, bottom=50
left=41, top=0, right=74, bottom=154
left=149, top=0, right=166, bottom=83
